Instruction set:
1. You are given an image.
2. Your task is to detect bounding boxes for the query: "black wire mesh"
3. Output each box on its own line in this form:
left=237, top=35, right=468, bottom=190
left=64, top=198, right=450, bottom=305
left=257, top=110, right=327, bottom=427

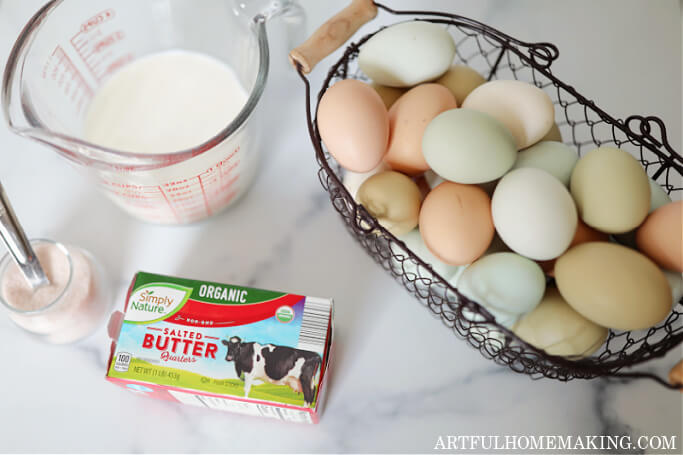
left=298, top=3, right=683, bottom=387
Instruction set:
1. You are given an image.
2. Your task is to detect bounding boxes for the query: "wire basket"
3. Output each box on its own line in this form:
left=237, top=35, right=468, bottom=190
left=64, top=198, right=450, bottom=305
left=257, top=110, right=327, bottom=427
left=292, top=2, right=683, bottom=388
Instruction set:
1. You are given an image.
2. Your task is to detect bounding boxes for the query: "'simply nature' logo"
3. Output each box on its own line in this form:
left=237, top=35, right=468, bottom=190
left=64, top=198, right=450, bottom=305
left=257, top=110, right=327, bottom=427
left=125, top=283, right=193, bottom=324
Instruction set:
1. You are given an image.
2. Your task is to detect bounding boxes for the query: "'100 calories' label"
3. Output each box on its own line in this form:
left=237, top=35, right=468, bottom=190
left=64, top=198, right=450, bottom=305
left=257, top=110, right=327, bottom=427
left=106, top=272, right=333, bottom=424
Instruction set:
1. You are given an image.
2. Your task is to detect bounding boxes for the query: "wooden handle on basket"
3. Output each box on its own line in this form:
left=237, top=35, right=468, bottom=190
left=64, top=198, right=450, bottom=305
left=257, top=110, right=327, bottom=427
left=669, top=359, right=683, bottom=391
left=289, top=0, right=378, bottom=74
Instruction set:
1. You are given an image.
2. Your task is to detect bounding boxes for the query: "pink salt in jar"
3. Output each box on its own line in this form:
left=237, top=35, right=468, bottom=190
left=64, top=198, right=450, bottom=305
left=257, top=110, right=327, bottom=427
left=0, top=239, right=110, bottom=343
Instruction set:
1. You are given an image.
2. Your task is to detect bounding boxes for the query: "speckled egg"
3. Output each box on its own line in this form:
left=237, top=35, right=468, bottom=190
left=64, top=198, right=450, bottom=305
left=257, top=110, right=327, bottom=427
left=385, top=83, right=457, bottom=175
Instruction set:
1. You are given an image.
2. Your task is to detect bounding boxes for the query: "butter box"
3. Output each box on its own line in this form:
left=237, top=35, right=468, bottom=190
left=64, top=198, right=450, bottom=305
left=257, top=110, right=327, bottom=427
left=106, top=272, right=333, bottom=423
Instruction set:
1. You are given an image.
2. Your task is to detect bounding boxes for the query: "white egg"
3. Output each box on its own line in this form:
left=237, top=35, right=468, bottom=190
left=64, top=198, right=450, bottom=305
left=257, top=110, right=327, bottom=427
left=492, top=168, right=578, bottom=260
left=513, top=141, right=578, bottom=186
left=454, top=252, right=546, bottom=328
left=358, top=21, right=455, bottom=87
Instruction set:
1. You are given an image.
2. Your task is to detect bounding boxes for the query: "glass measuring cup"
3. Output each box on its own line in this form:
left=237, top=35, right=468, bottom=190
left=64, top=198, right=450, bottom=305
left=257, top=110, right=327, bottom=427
left=2, top=0, right=304, bottom=224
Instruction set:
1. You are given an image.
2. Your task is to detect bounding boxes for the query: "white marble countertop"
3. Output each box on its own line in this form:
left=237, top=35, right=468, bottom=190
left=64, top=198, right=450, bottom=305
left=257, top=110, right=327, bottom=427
left=0, top=0, right=681, bottom=453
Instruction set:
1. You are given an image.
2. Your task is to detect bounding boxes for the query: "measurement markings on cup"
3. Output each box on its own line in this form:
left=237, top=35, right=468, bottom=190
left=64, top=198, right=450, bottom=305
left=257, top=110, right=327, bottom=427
left=70, top=9, right=132, bottom=82
left=42, top=46, right=94, bottom=114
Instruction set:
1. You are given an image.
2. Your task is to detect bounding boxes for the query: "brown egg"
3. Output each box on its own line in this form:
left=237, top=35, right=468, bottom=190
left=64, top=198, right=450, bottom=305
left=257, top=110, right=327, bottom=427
left=669, top=360, right=683, bottom=391
left=370, top=83, right=406, bottom=109
left=385, top=83, right=457, bottom=175
left=555, top=242, right=671, bottom=331
left=317, top=79, right=389, bottom=173
left=540, top=122, right=562, bottom=143
left=419, top=182, right=494, bottom=265
left=435, top=64, right=486, bottom=106
left=512, top=287, right=608, bottom=358
left=636, top=201, right=683, bottom=273
left=357, top=171, right=422, bottom=236
left=538, top=219, right=608, bottom=276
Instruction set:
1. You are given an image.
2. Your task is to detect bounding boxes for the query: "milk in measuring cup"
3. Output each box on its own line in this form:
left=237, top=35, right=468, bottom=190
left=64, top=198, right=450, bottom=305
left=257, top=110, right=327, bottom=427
left=84, top=51, right=253, bottom=224
left=85, top=51, right=247, bottom=154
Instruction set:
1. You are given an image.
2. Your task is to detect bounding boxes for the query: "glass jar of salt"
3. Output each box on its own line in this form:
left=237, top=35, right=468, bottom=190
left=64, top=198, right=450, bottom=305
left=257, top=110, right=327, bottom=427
left=0, top=184, right=110, bottom=343
left=0, top=239, right=109, bottom=343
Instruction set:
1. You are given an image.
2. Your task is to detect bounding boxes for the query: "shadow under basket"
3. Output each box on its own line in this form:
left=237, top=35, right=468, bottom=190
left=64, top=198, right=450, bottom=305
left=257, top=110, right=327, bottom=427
left=293, top=2, right=683, bottom=389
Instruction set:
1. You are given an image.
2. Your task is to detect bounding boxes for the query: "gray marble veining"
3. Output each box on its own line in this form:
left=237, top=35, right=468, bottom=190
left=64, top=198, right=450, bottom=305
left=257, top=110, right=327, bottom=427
left=0, top=0, right=680, bottom=453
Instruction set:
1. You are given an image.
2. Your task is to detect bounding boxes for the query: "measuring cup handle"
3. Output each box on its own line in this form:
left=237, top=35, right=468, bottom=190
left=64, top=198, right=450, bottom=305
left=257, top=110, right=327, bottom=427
left=289, top=0, right=378, bottom=74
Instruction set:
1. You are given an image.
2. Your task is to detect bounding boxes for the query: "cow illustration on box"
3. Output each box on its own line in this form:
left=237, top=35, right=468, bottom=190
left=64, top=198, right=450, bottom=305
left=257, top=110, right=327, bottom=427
left=222, top=336, right=322, bottom=407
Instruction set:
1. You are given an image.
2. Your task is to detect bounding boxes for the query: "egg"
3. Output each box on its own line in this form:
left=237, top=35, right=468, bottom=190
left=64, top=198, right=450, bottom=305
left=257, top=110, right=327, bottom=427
left=357, top=171, right=422, bottom=236
left=540, top=122, right=563, bottom=143
left=612, top=178, right=673, bottom=248
left=492, top=168, right=578, bottom=261
left=456, top=252, right=546, bottom=327
left=423, top=109, right=517, bottom=183
left=358, top=21, right=456, bottom=87
left=538, top=219, right=608, bottom=276
left=636, top=201, right=683, bottom=273
left=512, top=141, right=578, bottom=186
left=670, top=360, right=683, bottom=390
left=343, top=162, right=390, bottom=200
left=512, top=288, right=607, bottom=358
left=370, top=83, right=406, bottom=109
left=555, top=242, right=671, bottom=330
left=422, top=170, right=444, bottom=189
left=395, top=229, right=465, bottom=280
left=570, top=146, right=650, bottom=234
left=385, top=84, right=457, bottom=174
left=663, top=269, right=683, bottom=308
left=419, top=182, right=494, bottom=265
left=435, top=64, right=486, bottom=105
left=317, top=79, right=389, bottom=172
left=649, top=178, right=672, bottom=213
left=462, top=80, right=555, bottom=149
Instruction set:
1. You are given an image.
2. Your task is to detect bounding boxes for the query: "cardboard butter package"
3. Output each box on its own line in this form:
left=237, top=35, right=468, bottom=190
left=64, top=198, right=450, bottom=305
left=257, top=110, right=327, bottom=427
left=106, top=272, right=333, bottom=423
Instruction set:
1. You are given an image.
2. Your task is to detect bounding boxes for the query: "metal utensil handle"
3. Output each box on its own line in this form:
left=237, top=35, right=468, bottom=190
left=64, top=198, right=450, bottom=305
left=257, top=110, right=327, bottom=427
left=0, top=183, right=49, bottom=289
left=289, top=0, right=377, bottom=74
